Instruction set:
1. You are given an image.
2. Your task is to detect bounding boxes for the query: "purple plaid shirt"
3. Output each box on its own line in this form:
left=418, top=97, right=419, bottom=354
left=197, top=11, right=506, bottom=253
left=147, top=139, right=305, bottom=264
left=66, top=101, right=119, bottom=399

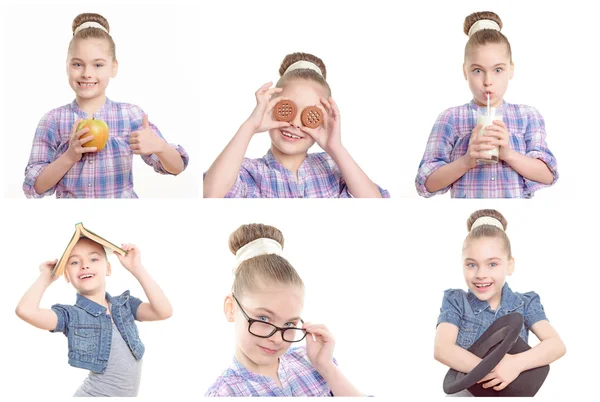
left=415, top=100, right=558, bottom=198
left=205, top=347, right=334, bottom=397
left=224, top=150, right=390, bottom=198
left=23, top=98, right=189, bottom=198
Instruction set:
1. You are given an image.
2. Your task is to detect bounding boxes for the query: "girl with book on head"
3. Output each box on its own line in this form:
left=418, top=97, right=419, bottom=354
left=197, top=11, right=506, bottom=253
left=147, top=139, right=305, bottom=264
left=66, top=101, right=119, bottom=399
left=15, top=228, right=172, bottom=397
left=23, top=13, right=188, bottom=198
left=434, top=209, right=566, bottom=396
left=205, top=224, right=365, bottom=396
left=415, top=11, right=558, bottom=198
left=203, top=52, right=389, bottom=198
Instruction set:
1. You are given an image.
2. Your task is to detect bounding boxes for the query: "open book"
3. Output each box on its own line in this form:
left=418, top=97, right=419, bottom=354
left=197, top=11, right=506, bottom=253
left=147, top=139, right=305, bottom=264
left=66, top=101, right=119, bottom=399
left=53, top=223, right=126, bottom=276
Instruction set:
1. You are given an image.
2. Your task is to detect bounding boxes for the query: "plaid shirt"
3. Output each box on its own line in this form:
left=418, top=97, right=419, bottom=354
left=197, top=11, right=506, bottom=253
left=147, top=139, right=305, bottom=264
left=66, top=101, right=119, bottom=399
left=415, top=100, right=558, bottom=198
left=23, top=98, right=189, bottom=198
left=205, top=347, right=334, bottom=397
left=224, top=150, right=390, bottom=198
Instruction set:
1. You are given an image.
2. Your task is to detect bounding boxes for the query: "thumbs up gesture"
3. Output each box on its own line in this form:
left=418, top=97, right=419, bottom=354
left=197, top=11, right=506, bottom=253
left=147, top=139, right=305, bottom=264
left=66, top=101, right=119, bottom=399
left=129, top=114, right=167, bottom=155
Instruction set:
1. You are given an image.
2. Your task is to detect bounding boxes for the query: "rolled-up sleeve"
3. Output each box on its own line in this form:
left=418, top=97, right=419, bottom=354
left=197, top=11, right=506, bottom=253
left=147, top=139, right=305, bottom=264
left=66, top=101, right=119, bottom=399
left=522, top=291, right=548, bottom=330
left=50, top=304, right=71, bottom=334
left=415, top=110, right=455, bottom=198
left=128, top=294, right=144, bottom=321
left=129, top=106, right=189, bottom=175
left=23, top=112, right=58, bottom=198
left=522, top=107, right=558, bottom=196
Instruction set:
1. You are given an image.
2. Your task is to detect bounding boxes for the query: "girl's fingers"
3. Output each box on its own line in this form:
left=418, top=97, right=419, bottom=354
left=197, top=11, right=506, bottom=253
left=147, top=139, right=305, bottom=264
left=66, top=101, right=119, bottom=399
left=493, top=382, right=508, bottom=391
left=70, top=119, right=83, bottom=137
left=256, top=82, right=273, bottom=93
left=79, top=135, right=94, bottom=145
left=81, top=146, right=98, bottom=153
left=267, top=96, right=290, bottom=112
left=75, top=127, right=90, bottom=139
left=329, top=97, right=340, bottom=118
left=265, top=87, right=283, bottom=98
left=320, top=98, right=332, bottom=113
left=482, top=378, right=502, bottom=389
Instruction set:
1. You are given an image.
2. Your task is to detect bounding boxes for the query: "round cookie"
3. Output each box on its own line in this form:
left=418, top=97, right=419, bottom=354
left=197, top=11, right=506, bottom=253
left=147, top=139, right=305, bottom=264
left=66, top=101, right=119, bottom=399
left=301, top=106, right=323, bottom=128
left=273, top=100, right=297, bottom=122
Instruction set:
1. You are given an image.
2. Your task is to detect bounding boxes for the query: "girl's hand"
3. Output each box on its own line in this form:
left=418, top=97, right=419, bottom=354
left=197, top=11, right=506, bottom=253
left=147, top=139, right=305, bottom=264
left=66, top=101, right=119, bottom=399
left=463, top=124, right=496, bottom=168
left=129, top=115, right=168, bottom=155
left=304, top=322, right=336, bottom=375
left=65, top=119, right=97, bottom=163
left=477, top=353, right=524, bottom=391
left=245, top=82, right=291, bottom=134
left=299, top=97, right=342, bottom=154
left=484, top=120, right=513, bottom=161
left=115, top=244, right=143, bottom=273
left=39, top=259, right=60, bottom=283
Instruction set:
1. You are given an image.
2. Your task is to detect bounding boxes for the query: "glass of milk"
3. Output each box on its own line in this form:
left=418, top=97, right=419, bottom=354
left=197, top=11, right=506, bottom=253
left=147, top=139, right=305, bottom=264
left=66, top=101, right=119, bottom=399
left=476, top=107, right=503, bottom=164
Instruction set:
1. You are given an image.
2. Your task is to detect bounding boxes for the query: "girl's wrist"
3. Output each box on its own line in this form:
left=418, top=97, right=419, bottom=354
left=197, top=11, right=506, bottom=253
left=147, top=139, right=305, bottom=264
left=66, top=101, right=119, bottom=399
left=315, top=362, right=338, bottom=381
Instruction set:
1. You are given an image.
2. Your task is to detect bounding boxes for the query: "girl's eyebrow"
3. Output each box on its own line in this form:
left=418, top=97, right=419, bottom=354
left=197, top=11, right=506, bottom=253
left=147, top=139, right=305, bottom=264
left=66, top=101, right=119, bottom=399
left=70, top=57, right=108, bottom=62
left=469, top=63, right=507, bottom=68
left=68, top=251, right=101, bottom=260
left=254, top=307, right=301, bottom=322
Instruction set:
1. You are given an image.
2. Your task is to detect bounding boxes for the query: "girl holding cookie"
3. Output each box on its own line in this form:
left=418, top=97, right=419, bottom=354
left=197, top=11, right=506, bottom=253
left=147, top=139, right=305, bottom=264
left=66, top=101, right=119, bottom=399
left=434, top=209, right=566, bottom=396
left=206, top=224, right=365, bottom=396
left=415, top=12, right=558, bottom=198
left=203, top=52, right=389, bottom=198
left=15, top=236, right=172, bottom=396
left=23, top=13, right=189, bottom=198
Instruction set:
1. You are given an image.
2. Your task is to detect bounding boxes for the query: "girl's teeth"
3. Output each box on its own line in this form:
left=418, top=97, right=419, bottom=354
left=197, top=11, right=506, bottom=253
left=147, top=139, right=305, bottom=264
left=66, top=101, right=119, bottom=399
left=475, top=283, right=492, bottom=288
left=283, top=132, right=300, bottom=139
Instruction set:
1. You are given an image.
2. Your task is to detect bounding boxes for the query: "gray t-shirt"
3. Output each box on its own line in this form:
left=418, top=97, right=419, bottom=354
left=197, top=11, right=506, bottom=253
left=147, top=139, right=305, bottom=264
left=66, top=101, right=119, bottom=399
left=74, top=318, right=143, bottom=397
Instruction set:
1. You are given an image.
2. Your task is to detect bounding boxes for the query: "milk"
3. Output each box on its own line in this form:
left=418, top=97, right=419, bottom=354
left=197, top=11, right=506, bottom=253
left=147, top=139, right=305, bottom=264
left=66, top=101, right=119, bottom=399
left=476, top=107, right=503, bottom=164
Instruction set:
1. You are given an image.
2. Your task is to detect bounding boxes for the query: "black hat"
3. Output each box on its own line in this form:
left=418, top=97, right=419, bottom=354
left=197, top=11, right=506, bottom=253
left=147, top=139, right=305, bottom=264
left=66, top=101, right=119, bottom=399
left=443, top=313, right=549, bottom=397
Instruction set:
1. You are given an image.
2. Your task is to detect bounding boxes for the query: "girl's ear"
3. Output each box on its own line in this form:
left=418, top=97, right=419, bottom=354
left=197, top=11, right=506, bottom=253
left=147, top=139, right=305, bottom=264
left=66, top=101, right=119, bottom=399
left=64, top=271, right=71, bottom=283
left=224, top=295, right=235, bottom=322
left=111, top=59, right=119, bottom=78
left=507, top=257, right=515, bottom=276
left=106, top=261, right=112, bottom=277
left=509, top=62, right=515, bottom=80
left=462, top=63, right=468, bottom=81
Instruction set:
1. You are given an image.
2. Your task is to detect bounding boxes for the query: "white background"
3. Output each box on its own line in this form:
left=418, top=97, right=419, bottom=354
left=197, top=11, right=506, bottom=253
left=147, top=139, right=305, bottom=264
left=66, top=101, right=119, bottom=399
left=1, top=199, right=598, bottom=400
left=3, top=3, right=199, bottom=198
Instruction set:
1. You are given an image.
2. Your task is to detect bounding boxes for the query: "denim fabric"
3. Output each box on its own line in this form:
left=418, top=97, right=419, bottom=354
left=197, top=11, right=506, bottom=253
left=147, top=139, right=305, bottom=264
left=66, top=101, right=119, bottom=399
left=51, top=291, right=145, bottom=373
left=437, top=283, right=548, bottom=349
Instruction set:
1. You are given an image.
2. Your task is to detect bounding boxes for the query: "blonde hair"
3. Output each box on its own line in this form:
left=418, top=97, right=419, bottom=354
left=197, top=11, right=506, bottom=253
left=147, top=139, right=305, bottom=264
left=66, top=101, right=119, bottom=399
left=276, top=52, right=331, bottom=96
left=464, top=209, right=512, bottom=258
left=464, top=11, right=512, bottom=62
left=229, top=224, right=304, bottom=296
left=70, top=13, right=116, bottom=59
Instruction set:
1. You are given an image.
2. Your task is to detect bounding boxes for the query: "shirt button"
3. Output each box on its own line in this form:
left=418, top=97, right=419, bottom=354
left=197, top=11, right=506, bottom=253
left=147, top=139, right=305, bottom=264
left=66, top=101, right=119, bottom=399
left=491, top=177, right=495, bottom=181
left=89, top=160, right=93, bottom=164
left=298, top=195, right=303, bottom=198
left=88, top=183, right=92, bottom=187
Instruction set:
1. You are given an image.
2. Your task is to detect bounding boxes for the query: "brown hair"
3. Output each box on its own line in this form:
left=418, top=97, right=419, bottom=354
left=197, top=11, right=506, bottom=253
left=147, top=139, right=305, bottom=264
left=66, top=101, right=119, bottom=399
left=70, top=13, right=116, bottom=59
left=464, top=11, right=512, bottom=62
left=230, top=224, right=304, bottom=297
left=276, top=52, right=331, bottom=96
left=464, top=209, right=512, bottom=258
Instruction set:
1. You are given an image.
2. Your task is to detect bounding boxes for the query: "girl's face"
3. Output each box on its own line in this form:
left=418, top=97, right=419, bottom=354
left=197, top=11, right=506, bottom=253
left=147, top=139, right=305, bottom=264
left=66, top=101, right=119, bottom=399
left=269, top=80, right=328, bottom=156
left=65, top=238, right=111, bottom=295
left=462, top=237, right=514, bottom=309
left=228, top=283, right=304, bottom=370
left=463, top=43, right=514, bottom=108
left=67, top=38, right=117, bottom=102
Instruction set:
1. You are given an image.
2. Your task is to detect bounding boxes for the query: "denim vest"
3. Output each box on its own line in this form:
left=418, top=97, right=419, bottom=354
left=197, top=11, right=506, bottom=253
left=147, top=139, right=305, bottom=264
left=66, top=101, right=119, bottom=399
left=51, top=291, right=145, bottom=373
left=437, top=283, right=548, bottom=349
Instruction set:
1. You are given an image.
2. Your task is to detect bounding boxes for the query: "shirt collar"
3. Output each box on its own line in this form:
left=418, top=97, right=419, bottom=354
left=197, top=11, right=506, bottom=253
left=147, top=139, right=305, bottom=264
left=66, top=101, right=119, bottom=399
left=230, top=352, right=289, bottom=385
left=264, top=149, right=309, bottom=179
left=75, top=290, right=130, bottom=316
left=468, top=98, right=507, bottom=111
left=467, top=282, right=523, bottom=315
left=70, top=97, right=112, bottom=119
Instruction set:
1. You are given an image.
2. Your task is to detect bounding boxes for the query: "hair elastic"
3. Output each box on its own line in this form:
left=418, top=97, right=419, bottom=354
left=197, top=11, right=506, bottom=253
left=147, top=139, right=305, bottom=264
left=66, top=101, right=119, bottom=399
left=74, top=21, right=109, bottom=36
left=283, top=60, right=323, bottom=77
left=468, top=19, right=501, bottom=37
left=471, top=216, right=504, bottom=231
left=235, top=238, right=283, bottom=270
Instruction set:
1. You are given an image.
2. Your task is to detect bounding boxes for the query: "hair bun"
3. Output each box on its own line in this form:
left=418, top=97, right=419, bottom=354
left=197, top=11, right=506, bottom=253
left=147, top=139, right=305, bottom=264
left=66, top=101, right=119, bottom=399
left=466, top=209, right=507, bottom=231
left=229, top=224, right=284, bottom=256
left=72, top=13, right=110, bottom=34
left=279, top=52, right=327, bottom=80
left=463, top=11, right=503, bottom=36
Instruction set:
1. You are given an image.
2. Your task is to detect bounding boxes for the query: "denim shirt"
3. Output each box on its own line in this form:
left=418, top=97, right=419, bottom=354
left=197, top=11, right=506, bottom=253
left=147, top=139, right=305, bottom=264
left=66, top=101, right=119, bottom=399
left=437, top=283, right=548, bottom=349
left=50, top=291, right=145, bottom=373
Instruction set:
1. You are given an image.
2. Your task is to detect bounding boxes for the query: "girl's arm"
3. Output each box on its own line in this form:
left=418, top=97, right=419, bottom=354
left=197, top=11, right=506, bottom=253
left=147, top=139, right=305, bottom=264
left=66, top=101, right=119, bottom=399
left=115, top=245, right=172, bottom=321
left=327, top=145, right=383, bottom=198
left=434, top=322, right=483, bottom=373
left=204, top=83, right=290, bottom=198
left=15, top=260, right=60, bottom=331
left=513, top=320, right=566, bottom=371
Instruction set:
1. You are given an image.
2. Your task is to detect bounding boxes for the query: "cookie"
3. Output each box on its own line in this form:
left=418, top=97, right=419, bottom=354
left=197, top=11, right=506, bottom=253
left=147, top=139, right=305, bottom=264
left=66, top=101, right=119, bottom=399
left=301, top=106, right=323, bottom=128
left=273, top=100, right=297, bottom=122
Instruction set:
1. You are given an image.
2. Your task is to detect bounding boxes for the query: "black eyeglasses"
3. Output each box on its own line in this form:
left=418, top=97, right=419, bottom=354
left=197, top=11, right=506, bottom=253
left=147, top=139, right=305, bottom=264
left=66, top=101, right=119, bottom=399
left=232, top=294, right=307, bottom=343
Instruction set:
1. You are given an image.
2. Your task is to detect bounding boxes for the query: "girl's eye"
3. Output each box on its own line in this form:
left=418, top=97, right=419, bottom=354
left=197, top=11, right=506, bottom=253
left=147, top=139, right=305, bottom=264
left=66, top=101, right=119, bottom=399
left=473, top=68, right=482, bottom=74
left=284, top=322, right=296, bottom=328
left=73, top=63, right=82, bottom=67
left=70, top=261, right=79, bottom=266
left=258, top=316, right=270, bottom=323
left=95, top=64, right=103, bottom=68
left=495, top=68, right=503, bottom=73
left=490, top=262, right=498, bottom=268
left=91, top=258, right=99, bottom=262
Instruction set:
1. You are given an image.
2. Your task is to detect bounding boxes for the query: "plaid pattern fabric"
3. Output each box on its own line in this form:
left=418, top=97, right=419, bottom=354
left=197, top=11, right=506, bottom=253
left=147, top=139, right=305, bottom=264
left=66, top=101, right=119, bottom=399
left=23, top=98, right=189, bottom=198
left=415, top=100, right=558, bottom=198
left=224, top=150, right=390, bottom=198
left=206, top=347, right=334, bottom=397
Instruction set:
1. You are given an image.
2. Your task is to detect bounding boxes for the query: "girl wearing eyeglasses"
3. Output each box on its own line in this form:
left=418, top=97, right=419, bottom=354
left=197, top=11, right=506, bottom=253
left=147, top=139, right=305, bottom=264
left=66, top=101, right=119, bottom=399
left=205, top=224, right=364, bottom=396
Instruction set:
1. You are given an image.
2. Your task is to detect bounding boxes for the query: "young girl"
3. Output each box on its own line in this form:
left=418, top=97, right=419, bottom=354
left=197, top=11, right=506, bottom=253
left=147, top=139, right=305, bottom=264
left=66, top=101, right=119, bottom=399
left=205, top=224, right=364, bottom=396
left=415, top=12, right=558, bottom=198
left=23, top=13, right=189, bottom=198
left=203, top=52, right=389, bottom=198
left=15, top=236, right=172, bottom=397
left=434, top=209, right=566, bottom=396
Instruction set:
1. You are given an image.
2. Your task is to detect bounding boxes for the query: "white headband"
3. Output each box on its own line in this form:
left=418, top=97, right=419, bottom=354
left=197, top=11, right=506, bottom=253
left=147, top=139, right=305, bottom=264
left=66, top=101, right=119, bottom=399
left=283, top=60, right=323, bottom=77
left=471, top=216, right=504, bottom=231
left=235, top=238, right=283, bottom=270
left=74, top=22, right=109, bottom=36
left=468, top=19, right=501, bottom=37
